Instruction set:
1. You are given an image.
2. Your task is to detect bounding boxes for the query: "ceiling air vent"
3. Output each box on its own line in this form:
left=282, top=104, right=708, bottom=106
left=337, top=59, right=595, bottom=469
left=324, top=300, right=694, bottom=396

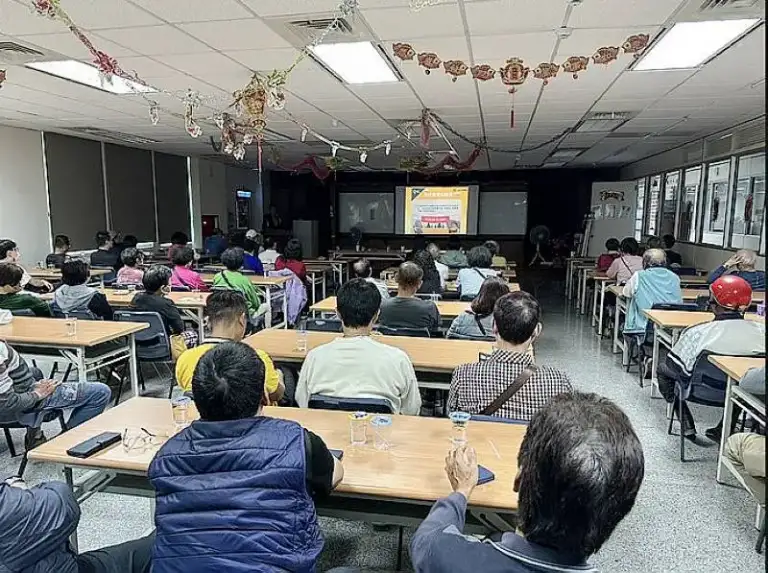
left=289, top=17, right=354, bottom=35
left=67, top=127, right=159, bottom=146
left=0, top=41, right=45, bottom=65
left=700, top=0, right=760, bottom=10
left=575, top=112, right=634, bottom=133
left=268, top=11, right=374, bottom=46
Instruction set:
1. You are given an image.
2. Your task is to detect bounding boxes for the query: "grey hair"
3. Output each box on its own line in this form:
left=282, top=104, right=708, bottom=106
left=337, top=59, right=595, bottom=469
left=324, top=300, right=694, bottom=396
left=427, top=243, right=440, bottom=258
left=643, top=249, right=667, bottom=269
left=736, top=249, right=757, bottom=270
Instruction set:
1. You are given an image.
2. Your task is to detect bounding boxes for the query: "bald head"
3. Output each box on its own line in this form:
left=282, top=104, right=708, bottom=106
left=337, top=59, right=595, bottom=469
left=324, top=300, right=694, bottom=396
left=352, top=258, right=372, bottom=279
left=643, top=249, right=667, bottom=269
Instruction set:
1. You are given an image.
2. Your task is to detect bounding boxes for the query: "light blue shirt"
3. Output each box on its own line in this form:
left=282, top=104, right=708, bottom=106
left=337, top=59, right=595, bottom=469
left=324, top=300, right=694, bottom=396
left=456, top=268, right=498, bottom=298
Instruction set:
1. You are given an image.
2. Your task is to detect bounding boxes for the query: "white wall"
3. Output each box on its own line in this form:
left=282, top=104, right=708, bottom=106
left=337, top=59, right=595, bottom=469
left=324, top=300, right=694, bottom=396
left=0, top=126, right=50, bottom=264
left=587, top=182, right=637, bottom=257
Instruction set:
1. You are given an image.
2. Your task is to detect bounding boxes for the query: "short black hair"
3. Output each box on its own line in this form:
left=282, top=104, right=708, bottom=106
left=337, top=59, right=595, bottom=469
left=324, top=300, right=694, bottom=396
left=483, top=240, right=500, bottom=256
left=205, top=290, right=248, bottom=327
left=54, top=235, right=71, bottom=250
left=352, top=258, right=372, bottom=279
left=0, top=262, right=23, bottom=288
left=221, top=248, right=244, bottom=271
left=263, top=237, right=278, bottom=249
left=95, top=231, right=111, bottom=248
left=396, top=261, right=423, bottom=290
left=467, top=245, right=492, bottom=268
left=517, top=392, right=644, bottom=560
left=243, top=238, right=259, bottom=255
left=619, top=237, right=639, bottom=256
left=494, top=291, right=540, bottom=344
left=170, top=232, right=189, bottom=246
left=645, top=235, right=662, bottom=249
left=662, top=234, right=676, bottom=249
left=283, top=238, right=303, bottom=261
left=192, top=342, right=265, bottom=421
left=471, top=276, right=510, bottom=316
left=142, top=265, right=172, bottom=293
left=0, top=240, right=17, bottom=260
left=605, top=238, right=620, bottom=251
left=172, top=245, right=195, bottom=267
left=336, top=278, right=381, bottom=328
left=61, top=260, right=89, bottom=286
left=121, top=247, right=141, bottom=267
left=122, top=235, right=138, bottom=248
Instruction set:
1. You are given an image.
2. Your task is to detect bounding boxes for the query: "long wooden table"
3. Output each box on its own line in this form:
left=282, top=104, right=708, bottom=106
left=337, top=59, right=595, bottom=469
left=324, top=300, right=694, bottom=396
left=200, top=273, right=290, bottom=328
left=0, top=316, right=148, bottom=396
left=27, top=267, right=112, bottom=286
left=310, top=296, right=470, bottom=319
left=28, top=397, right=521, bottom=548
left=385, top=280, right=521, bottom=295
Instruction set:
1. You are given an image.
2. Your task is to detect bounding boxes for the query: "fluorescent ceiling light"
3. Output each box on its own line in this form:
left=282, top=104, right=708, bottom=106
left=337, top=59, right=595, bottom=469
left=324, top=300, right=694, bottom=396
left=549, top=149, right=586, bottom=161
left=310, top=42, right=398, bottom=84
left=635, top=19, right=759, bottom=71
left=25, top=60, right=157, bottom=94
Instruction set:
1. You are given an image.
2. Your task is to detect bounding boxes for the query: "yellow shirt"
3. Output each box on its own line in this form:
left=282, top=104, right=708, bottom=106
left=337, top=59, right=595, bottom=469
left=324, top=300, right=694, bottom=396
left=175, top=341, right=280, bottom=394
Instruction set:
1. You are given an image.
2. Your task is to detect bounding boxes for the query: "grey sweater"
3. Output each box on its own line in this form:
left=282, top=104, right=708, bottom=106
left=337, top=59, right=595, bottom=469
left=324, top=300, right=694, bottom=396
left=446, top=311, right=495, bottom=341
left=741, top=366, right=765, bottom=396
left=0, top=342, right=39, bottom=423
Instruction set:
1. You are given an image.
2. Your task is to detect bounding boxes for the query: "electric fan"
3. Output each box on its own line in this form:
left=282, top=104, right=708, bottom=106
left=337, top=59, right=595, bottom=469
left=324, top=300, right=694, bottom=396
left=529, top=225, right=551, bottom=266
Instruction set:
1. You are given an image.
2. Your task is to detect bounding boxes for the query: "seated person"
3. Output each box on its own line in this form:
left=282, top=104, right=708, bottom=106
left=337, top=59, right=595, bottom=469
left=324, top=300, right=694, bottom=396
left=0, top=239, right=52, bottom=292
left=131, top=265, right=190, bottom=342
left=1, top=340, right=111, bottom=449
left=212, top=248, right=261, bottom=319
left=275, top=238, right=307, bottom=282
left=203, top=228, right=227, bottom=257
left=427, top=242, right=449, bottom=289
left=456, top=246, right=498, bottom=299
left=52, top=260, right=114, bottom=320
left=645, top=235, right=663, bottom=249
left=259, top=237, right=280, bottom=266
left=438, top=236, right=468, bottom=269
left=449, top=292, right=573, bottom=421
left=708, top=249, right=765, bottom=291
left=413, top=249, right=443, bottom=295
left=606, top=237, right=643, bottom=284
left=175, top=290, right=285, bottom=402
left=662, top=233, right=683, bottom=266
left=90, top=230, right=121, bottom=270
left=622, top=249, right=682, bottom=336
left=379, top=262, right=441, bottom=332
left=295, top=279, right=421, bottom=415
left=243, top=237, right=265, bottom=275
left=657, top=276, right=766, bottom=440
left=484, top=239, right=506, bottom=267
left=411, top=392, right=644, bottom=572
left=596, top=238, right=620, bottom=272
left=352, top=257, right=389, bottom=300
left=121, top=234, right=139, bottom=249
left=168, top=231, right=189, bottom=261
left=116, top=247, right=145, bottom=287
left=447, top=276, right=510, bottom=341
left=170, top=245, right=207, bottom=291
left=705, top=365, right=766, bottom=443
left=149, top=342, right=343, bottom=572
left=725, top=430, right=765, bottom=506
left=0, top=263, right=52, bottom=317
left=45, top=234, right=70, bottom=269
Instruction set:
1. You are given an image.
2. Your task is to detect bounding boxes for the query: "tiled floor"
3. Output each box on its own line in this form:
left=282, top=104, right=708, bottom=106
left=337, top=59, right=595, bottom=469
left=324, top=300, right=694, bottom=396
left=2, top=281, right=763, bottom=572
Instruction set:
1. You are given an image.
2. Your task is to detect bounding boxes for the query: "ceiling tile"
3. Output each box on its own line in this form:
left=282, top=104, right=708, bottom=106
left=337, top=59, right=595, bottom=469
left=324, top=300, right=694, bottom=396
left=128, top=0, right=254, bottom=23
left=60, top=0, right=161, bottom=30
left=157, top=52, right=249, bottom=78
left=465, top=0, right=566, bottom=36
left=567, top=0, right=678, bottom=29
left=16, top=31, right=137, bottom=59
left=93, top=25, right=211, bottom=56
left=363, top=5, right=464, bottom=41
left=0, top=1, right=74, bottom=35
left=471, top=32, right=556, bottom=65
left=228, top=48, right=302, bottom=72
left=177, top=19, right=291, bottom=51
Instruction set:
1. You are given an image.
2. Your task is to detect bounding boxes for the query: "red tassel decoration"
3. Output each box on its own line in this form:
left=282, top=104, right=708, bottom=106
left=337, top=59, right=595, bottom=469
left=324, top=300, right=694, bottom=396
left=510, top=108, right=515, bottom=129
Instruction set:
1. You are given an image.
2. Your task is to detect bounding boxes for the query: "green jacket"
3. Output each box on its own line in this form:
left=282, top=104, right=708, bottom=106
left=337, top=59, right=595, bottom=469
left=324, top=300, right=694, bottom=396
left=0, top=292, right=52, bottom=317
left=212, top=271, right=261, bottom=317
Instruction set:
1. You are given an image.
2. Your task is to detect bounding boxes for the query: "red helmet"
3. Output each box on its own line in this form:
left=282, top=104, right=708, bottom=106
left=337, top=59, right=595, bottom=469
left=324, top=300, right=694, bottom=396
left=710, top=275, right=753, bottom=310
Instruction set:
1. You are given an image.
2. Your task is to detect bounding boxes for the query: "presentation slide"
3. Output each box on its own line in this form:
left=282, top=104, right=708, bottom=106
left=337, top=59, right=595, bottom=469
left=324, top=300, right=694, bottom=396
left=403, top=187, right=470, bottom=235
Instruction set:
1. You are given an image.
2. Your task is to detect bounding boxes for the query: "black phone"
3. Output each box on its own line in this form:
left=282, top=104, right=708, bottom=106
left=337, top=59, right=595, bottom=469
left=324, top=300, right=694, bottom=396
left=66, top=432, right=122, bottom=459
left=477, top=465, right=495, bottom=485
left=330, top=449, right=344, bottom=460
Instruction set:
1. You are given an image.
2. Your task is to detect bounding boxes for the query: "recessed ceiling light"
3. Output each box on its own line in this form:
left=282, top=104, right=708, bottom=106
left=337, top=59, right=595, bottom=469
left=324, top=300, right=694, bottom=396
left=309, top=42, right=399, bottom=84
left=634, top=19, right=760, bottom=71
left=25, top=60, right=157, bottom=94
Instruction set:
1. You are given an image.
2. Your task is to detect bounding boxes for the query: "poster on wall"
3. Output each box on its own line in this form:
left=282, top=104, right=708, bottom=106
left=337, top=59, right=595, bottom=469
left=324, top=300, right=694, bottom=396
left=404, top=187, right=470, bottom=234
left=590, top=204, right=603, bottom=220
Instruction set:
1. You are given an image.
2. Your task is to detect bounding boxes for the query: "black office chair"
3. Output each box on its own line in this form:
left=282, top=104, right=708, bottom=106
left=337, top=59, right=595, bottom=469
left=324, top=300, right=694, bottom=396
left=9, top=308, right=35, bottom=317
left=376, top=325, right=437, bottom=338
left=306, top=318, right=343, bottom=333
left=308, top=394, right=394, bottom=414
left=671, top=267, right=698, bottom=276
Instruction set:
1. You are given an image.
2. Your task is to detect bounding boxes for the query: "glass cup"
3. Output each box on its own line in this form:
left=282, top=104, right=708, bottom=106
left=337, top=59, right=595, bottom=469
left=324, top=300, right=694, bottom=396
left=296, top=318, right=308, bottom=352
left=370, top=415, right=393, bottom=451
left=171, top=396, right=192, bottom=430
left=349, top=412, right=369, bottom=446
left=449, top=412, right=471, bottom=448
left=65, top=317, right=77, bottom=337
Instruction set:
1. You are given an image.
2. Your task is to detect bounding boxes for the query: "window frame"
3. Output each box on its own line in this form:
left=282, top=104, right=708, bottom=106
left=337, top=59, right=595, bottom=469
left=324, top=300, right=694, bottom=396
left=727, top=151, right=765, bottom=252
left=699, top=159, right=734, bottom=247
left=659, top=169, right=681, bottom=240
left=644, top=174, right=662, bottom=237
left=676, top=165, right=703, bottom=243
left=634, top=177, right=647, bottom=241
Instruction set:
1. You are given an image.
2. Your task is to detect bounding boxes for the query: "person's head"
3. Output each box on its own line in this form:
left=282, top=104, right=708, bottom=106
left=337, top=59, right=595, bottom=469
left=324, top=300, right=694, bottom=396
left=642, top=248, right=666, bottom=269
left=605, top=238, right=620, bottom=252
left=515, top=392, right=644, bottom=561
left=395, top=261, right=423, bottom=295
left=172, top=245, right=195, bottom=268
left=710, top=275, right=752, bottom=314
left=619, top=237, right=639, bottom=256
left=245, top=229, right=261, bottom=244
left=645, top=235, right=662, bottom=249
left=170, top=231, right=188, bottom=246
left=60, top=260, right=90, bottom=286
left=336, top=278, right=382, bottom=330
left=0, top=263, right=23, bottom=292
left=413, top=235, right=427, bottom=252
left=192, top=342, right=266, bottom=421
left=471, top=276, right=511, bottom=316
left=95, top=231, right=112, bottom=250
left=0, top=240, right=19, bottom=262
left=483, top=240, right=500, bottom=257
left=221, top=247, right=245, bottom=272
left=243, top=238, right=259, bottom=255
left=142, top=265, right=172, bottom=295
left=121, top=247, right=142, bottom=268
left=53, top=234, right=71, bottom=253
left=264, top=237, right=278, bottom=251
left=283, top=238, right=303, bottom=261
left=352, top=258, right=373, bottom=279
left=205, top=290, right=248, bottom=341
left=734, top=249, right=758, bottom=271
left=447, top=235, right=461, bottom=251
left=493, top=291, right=542, bottom=348
left=122, top=235, right=138, bottom=248
left=413, top=249, right=436, bottom=272
left=662, top=234, right=676, bottom=250
left=212, top=228, right=224, bottom=238
left=426, top=243, right=440, bottom=260
left=467, top=245, right=492, bottom=269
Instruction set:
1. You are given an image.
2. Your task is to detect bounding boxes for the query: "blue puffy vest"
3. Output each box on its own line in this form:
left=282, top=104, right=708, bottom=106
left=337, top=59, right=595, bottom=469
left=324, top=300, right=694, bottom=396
left=148, top=416, right=324, bottom=573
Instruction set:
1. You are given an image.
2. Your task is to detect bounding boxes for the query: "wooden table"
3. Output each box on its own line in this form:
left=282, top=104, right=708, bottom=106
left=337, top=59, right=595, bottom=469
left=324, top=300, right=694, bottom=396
left=386, top=280, right=521, bottom=295
left=200, top=273, right=290, bottom=329
left=307, top=258, right=348, bottom=287
left=565, top=257, right=595, bottom=301
left=0, top=316, right=148, bottom=396
left=678, top=288, right=765, bottom=304
left=311, top=296, right=470, bottom=319
left=575, top=263, right=597, bottom=314
left=589, top=273, right=613, bottom=335
left=305, top=263, right=334, bottom=305
left=29, top=397, right=521, bottom=548
left=27, top=267, right=111, bottom=286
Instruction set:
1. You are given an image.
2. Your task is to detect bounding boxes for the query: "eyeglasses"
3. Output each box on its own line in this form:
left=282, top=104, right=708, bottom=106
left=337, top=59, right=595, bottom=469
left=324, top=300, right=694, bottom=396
left=121, top=427, right=162, bottom=454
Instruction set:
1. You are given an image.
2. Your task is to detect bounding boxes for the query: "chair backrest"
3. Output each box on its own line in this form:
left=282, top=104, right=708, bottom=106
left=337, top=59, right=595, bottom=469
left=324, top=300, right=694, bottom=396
left=672, top=267, right=698, bottom=276
left=10, top=308, right=35, bottom=317
left=415, top=293, right=441, bottom=302
left=91, top=266, right=117, bottom=285
left=306, top=318, right=343, bottom=333
left=459, top=294, right=474, bottom=302
left=376, top=324, right=433, bottom=338
left=308, top=394, right=394, bottom=414
left=113, top=310, right=171, bottom=361
left=651, top=302, right=700, bottom=312
left=170, top=285, right=191, bottom=292
left=470, top=414, right=528, bottom=425
left=49, top=302, right=99, bottom=321
left=683, top=351, right=766, bottom=406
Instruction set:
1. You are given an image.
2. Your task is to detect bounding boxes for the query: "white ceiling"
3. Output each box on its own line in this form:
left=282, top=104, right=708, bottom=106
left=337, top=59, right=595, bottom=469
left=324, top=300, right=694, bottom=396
left=0, top=0, right=764, bottom=170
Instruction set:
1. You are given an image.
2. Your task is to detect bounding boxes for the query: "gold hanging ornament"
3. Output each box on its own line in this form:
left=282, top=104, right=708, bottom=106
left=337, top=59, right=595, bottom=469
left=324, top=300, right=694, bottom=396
left=562, top=56, right=589, bottom=79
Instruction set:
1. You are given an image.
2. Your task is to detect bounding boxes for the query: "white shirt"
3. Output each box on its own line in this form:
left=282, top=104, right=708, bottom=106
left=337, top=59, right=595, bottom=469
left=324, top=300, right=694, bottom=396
left=258, top=249, right=279, bottom=265
left=296, top=335, right=422, bottom=415
left=434, top=260, right=449, bottom=289
left=456, top=267, right=498, bottom=298
left=365, top=277, right=390, bottom=300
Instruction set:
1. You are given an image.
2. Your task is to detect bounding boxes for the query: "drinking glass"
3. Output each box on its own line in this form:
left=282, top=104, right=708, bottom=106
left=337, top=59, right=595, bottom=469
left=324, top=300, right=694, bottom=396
left=349, top=412, right=369, bottom=446
left=296, top=318, right=308, bottom=352
left=449, top=412, right=471, bottom=448
left=171, top=396, right=192, bottom=430
left=64, top=316, right=77, bottom=337
left=370, top=415, right=393, bottom=451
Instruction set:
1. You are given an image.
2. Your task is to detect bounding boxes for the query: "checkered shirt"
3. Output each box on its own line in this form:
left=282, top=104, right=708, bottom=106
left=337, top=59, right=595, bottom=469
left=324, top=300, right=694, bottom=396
left=448, top=349, right=573, bottom=421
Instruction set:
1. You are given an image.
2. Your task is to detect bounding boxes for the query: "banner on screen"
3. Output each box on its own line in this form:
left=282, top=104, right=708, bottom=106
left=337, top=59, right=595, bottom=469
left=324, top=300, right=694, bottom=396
left=404, top=187, right=470, bottom=235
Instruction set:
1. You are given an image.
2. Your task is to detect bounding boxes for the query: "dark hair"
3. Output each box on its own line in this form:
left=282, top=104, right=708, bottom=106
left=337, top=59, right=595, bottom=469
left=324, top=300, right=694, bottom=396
left=142, top=265, right=172, bottom=293
left=172, top=245, right=195, bottom=267
left=413, top=250, right=441, bottom=293
left=95, top=231, right=111, bottom=248
left=212, top=228, right=224, bottom=237
left=517, top=392, right=644, bottom=560
left=619, top=237, right=639, bottom=256
left=205, top=290, right=248, bottom=327
left=170, top=232, right=188, bottom=246
left=494, top=291, right=540, bottom=344
left=447, top=235, right=462, bottom=250
left=61, top=260, right=89, bottom=286
left=467, top=245, right=492, bottom=269
left=283, top=238, right=303, bottom=261
left=352, top=258, right=372, bottom=279
left=396, top=261, right=423, bottom=290
left=243, top=238, right=259, bottom=255
left=645, top=235, right=662, bottom=249
left=413, top=235, right=427, bottom=253
left=0, top=263, right=23, bottom=288
left=336, top=278, right=381, bottom=328
left=192, top=342, right=265, bottom=421
left=54, top=235, right=71, bottom=250
left=605, top=238, right=620, bottom=251
left=122, top=235, right=138, bottom=248
left=471, top=276, right=511, bottom=316
left=263, top=237, right=278, bottom=250
left=662, top=234, right=676, bottom=249
left=483, top=240, right=500, bottom=256
left=221, top=248, right=244, bottom=271
left=0, top=240, right=17, bottom=260
left=121, top=247, right=141, bottom=267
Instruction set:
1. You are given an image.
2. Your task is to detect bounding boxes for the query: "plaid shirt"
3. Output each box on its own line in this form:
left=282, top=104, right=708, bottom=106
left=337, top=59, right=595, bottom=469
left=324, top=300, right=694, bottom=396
left=448, top=349, right=573, bottom=421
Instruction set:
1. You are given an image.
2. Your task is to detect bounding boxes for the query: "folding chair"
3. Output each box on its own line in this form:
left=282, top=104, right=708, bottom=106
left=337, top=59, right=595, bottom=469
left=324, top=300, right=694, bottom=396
left=308, top=394, right=394, bottom=414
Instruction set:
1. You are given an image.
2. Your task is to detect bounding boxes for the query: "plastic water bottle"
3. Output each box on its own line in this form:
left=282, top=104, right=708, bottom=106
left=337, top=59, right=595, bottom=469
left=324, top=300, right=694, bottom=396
left=296, top=318, right=308, bottom=352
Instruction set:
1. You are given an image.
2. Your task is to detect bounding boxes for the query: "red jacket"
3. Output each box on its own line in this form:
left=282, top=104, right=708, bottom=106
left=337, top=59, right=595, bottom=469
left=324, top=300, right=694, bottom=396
left=275, top=258, right=307, bottom=282
left=597, top=252, right=619, bottom=272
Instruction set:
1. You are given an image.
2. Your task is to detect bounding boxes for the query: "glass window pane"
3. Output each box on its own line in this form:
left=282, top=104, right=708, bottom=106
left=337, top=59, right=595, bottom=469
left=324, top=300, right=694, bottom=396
left=645, top=175, right=661, bottom=236
left=678, top=167, right=701, bottom=243
left=660, top=171, right=679, bottom=238
left=635, top=178, right=646, bottom=240
left=702, top=161, right=730, bottom=246
left=729, top=153, right=765, bottom=251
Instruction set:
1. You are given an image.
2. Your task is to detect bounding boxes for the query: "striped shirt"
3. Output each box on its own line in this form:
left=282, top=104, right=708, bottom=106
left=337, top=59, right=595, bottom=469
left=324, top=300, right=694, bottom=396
left=0, top=342, right=40, bottom=423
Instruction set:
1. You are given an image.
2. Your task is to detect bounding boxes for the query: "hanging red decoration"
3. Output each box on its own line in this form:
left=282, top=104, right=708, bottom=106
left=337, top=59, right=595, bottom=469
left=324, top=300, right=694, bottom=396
left=509, top=109, right=515, bottom=129
left=592, top=46, right=620, bottom=65
left=562, top=56, right=589, bottom=79
left=417, top=52, right=441, bottom=75
left=443, top=60, right=468, bottom=82
left=288, top=156, right=331, bottom=180
left=0, top=69, right=6, bottom=90
left=392, top=42, right=416, bottom=61
left=499, top=58, right=529, bottom=93
left=420, top=147, right=483, bottom=174
left=420, top=109, right=431, bottom=149
left=470, top=64, right=496, bottom=81
left=622, top=34, right=650, bottom=57
left=32, top=0, right=58, bottom=18
left=533, top=62, right=559, bottom=85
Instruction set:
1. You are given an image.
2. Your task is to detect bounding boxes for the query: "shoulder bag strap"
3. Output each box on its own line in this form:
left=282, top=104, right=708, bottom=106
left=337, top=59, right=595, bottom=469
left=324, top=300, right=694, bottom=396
left=481, top=366, right=538, bottom=416
left=172, top=269, right=192, bottom=289
left=473, top=268, right=487, bottom=280
left=621, top=256, right=632, bottom=273
left=217, top=271, right=237, bottom=290
left=472, top=313, right=487, bottom=336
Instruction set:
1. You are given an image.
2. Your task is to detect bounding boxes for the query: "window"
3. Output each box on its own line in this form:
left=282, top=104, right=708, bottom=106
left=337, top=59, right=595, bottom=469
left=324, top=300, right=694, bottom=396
left=729, top=152, right=765, bottom=252
left=702, top=160, right=731, bottom=246
left=645, top=175, right=661, bottom=236
left=659, top=171, right=679, bottom=238
left=678, top=166, right=701, bottom=242
left=634, top=178, right=646, bottom=240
